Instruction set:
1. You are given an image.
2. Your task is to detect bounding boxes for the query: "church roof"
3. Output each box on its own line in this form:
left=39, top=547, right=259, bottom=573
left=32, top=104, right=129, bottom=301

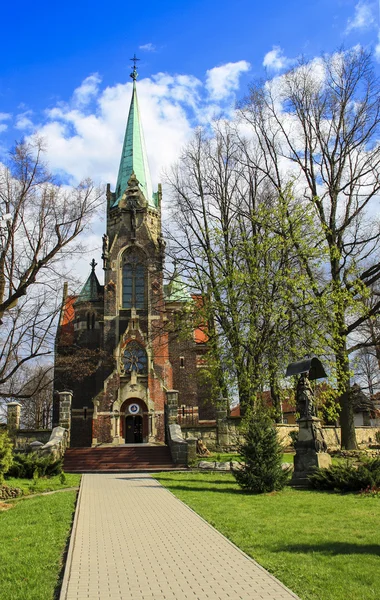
left=113, top=74, right=155, bottom=208
left=164, top=268, right=191, bottom=303
left=75, top=260, right=103, bottom=304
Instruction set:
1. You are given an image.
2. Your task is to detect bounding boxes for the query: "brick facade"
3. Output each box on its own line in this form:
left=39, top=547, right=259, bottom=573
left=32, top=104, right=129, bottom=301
left=54, top=79, right=214, bottom=447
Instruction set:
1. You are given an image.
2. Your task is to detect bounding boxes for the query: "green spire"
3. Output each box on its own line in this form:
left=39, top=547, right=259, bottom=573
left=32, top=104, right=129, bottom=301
left=75, top=259, right=103, bottom=304
left=164, top=264, right=191, bottom=303
left=113, top=57, right=155, bottom=208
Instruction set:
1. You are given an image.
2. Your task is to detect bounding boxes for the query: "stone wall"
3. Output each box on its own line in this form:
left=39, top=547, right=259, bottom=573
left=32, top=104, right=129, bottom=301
left=182, top=418, right=380, bottom=452
left=12, top=429, right=52, bottom=450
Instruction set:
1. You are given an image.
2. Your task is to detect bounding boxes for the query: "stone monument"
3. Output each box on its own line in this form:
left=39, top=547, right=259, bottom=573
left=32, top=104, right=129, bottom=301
left=286, top=357, right=332, bottom=487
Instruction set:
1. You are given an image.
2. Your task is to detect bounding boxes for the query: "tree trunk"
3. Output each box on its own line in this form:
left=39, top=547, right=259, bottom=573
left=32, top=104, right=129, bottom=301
left=336, top=340, right=357, bottom=450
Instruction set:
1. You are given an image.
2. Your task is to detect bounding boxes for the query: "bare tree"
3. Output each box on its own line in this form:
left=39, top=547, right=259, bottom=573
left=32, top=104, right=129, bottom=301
left=241, top=48, right=380, bottom=448
left=165, top=125, right=325, bottom=414
left=0, top=137, right=103, bottom=398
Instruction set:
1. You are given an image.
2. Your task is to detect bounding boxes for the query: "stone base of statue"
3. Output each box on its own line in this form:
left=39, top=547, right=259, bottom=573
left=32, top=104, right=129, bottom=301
left=291, top=417, right=332, bottom=488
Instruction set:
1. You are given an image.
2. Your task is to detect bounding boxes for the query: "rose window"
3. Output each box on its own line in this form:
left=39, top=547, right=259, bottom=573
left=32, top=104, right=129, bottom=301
left=123, top=341, right=148, bottom=374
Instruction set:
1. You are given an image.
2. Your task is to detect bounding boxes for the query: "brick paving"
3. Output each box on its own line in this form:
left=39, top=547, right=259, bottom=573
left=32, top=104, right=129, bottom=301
left=60, top=474, right=300, bottom=600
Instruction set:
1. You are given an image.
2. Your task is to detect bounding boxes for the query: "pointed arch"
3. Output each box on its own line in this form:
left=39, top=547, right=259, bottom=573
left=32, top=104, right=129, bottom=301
left=121, top=247, right=147, bottom=309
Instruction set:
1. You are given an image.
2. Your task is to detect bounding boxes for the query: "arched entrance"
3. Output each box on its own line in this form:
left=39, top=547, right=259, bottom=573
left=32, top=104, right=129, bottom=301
left=125, top=414, right=143, bottom=443
left=120, top=399, right=149, bottom=443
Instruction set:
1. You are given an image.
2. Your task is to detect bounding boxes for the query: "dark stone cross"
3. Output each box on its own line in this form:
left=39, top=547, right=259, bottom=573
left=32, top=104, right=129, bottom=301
left=90, top=259, right=97, bottom=272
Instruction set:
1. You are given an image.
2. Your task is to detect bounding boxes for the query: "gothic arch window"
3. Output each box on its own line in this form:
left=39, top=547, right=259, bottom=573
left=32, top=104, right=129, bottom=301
left=123, top=341, right=148, bottom=374
left=122, top=249, right=146, bottom=309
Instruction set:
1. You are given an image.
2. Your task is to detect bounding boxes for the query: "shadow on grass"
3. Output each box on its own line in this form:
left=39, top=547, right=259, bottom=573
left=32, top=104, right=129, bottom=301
left=276, top=542, right=380, bottom=556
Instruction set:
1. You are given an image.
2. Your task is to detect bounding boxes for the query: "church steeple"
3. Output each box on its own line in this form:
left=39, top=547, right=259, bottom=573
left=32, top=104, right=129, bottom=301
left=113, top=56, right=155, bottom=208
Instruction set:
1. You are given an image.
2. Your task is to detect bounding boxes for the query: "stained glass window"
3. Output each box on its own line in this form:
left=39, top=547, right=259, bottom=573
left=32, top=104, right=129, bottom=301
left=122, top=256, right=146, bottom=309
left=123, top=341, right=148, bottom=373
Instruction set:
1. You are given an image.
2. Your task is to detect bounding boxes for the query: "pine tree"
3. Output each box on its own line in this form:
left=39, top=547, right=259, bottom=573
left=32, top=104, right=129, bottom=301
left=0, top=431, right=13, bottom=485
left=233, top=412, right=289, bottom=493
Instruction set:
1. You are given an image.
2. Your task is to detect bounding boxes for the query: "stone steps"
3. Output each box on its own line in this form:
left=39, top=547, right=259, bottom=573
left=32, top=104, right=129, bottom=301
left=63, top=445, right=184, bottom=473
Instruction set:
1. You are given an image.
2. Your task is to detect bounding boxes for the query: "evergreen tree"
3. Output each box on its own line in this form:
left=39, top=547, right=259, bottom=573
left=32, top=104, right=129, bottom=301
left=233, top=412, right=289, bottom=493
left=0, top=431, right=13, bottom=485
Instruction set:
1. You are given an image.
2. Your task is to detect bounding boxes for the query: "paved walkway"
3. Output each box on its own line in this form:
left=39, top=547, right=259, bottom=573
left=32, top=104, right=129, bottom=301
left=60, top=474, right=299, bottom=600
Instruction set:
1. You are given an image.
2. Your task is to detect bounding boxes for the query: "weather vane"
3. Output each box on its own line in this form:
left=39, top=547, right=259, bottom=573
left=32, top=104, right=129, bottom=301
left=130, top=54, right=140, bottom=81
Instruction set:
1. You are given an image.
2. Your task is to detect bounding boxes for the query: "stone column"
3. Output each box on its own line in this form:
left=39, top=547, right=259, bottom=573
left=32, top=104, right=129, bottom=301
left=166, top=390, right=179, bottom=425
left=112, top=410, right=120, bottom=445
left=216, top=407, right=229, bottom=449
left=92, top=400, right=99, bottom=446
left=291, top=417, right=332, bottom=487
left=58, top=391, right=72, bottom=445
left=187, top=438, right=197, bottom=464
left=7, top=402, right=21, bottom=432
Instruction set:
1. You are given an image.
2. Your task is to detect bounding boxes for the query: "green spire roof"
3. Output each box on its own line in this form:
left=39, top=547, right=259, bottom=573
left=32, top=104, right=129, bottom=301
left=75, top=260, right=103, bottom=304
left=164, top=267, right=191, bottom=303
left=113, top=78, right=155, bottom=208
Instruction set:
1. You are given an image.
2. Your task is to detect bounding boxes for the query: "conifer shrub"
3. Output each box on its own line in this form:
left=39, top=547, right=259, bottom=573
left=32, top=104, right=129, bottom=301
left=7, top=452, right=63, bottom=479
left=233, top=411, right=290, bottom=493
left=308, top=458, right=380, bottom=492
left=0, top=431, right=13, bottom=485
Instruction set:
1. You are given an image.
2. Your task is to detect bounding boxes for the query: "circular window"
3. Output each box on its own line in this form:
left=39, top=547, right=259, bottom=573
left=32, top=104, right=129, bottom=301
left=123, top=341, right=148, bottom=374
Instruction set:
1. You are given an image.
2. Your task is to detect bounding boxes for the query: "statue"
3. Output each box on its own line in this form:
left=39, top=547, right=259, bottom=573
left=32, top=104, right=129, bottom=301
left=101, top=234, right=109, bottom=269
left=131, top=208, right=136, bottom=238
left=197, top=439, right=210, bottom=456
left=296, top=373, right=316, bottom=419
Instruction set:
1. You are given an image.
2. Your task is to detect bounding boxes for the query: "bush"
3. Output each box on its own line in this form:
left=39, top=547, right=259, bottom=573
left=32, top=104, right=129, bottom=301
left=6, top=452, right=63, bottom=479
left=0, top=431, right=13, bottom=485
left=309, top=458, right=380, bottom=492
left=233, top=412, right=290, bottom=494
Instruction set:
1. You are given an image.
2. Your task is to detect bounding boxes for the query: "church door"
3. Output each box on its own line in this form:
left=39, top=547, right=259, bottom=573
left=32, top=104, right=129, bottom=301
left=125, top=415, right=143, bottom=443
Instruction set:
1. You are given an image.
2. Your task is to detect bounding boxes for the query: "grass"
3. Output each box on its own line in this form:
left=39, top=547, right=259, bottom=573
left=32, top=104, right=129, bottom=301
left=4, top=473, right=81, bottom=496
left=155, top=471, right=380, bottom=600
left=197, top=451, right=296, bottom=463
left=0, top=491, right=78, bottom=600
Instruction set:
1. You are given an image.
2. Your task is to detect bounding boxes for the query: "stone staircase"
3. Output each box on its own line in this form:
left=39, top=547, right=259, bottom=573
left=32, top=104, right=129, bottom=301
left=63, top=445, right=185, bottom=473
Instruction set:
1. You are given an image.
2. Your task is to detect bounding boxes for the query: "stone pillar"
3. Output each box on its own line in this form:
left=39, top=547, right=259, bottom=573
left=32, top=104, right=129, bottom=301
left=92, top=400, right=99, bottom=446
left=7, top=402, right=21, bottom=432
left=216, top=407, right=229, bottom=450
left=166, top=390, right=179, bottom=425
left=187, top=438, right=197, bottom=464
left=291, top=417, right=332, bottom=487
left=112, top=410, right=120, bottom=445
left=58, top=391, right=72, bottom=445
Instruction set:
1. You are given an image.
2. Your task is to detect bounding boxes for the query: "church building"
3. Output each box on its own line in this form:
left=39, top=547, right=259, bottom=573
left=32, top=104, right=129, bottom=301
left=54, top=61, right=211, bottom=448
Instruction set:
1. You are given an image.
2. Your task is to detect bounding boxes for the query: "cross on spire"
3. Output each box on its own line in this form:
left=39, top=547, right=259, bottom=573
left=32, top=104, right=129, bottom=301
left=130, top=54, right=140, bottom=81
left=90, top=258, right=97, bottom=272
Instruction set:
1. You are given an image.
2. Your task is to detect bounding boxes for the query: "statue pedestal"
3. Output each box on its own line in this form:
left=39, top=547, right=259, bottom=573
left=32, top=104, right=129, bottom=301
left=291, top=417, right=331, bottom=487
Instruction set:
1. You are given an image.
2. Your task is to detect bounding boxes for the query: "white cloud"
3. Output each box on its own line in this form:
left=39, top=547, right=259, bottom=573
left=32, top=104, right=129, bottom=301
left=139, top=43, right=156, bottom=52
left=15, top=111, right=34, bottom=131
left=25, top=62, right=249, bottom=193
left=263, top=46, right=295, bottom=72
left=0, top=113, right=11, bottom=133
left=205, top=61, right=250, bottom=100
left=346, top=1, right=375, bottom=33
left=72, top=73, right=102, bottom=108
left=18, top=62, right=252, bottom=280
left=375, top=32, right=380, bottom=61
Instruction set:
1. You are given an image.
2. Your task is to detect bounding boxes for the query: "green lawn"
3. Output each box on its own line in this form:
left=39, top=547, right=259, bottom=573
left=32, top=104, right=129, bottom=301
left=155, top=471, right=380, bottom=600
left=4, top=473, right=81, bottom=496
left=0, top=491, right=78, bottom=600
left=197, top=451, right=296, bottom=464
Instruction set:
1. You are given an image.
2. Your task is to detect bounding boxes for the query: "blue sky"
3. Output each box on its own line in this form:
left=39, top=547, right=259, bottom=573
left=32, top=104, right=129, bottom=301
left=1, top=0, right=379, bottom=280
left=1, top=0, right=379, bottom=177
